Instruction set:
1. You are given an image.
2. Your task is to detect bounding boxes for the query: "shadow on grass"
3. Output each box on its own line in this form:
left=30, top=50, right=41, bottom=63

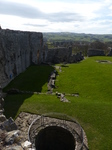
left=61, top=64, right=69, bottom=67
left=3, top=65, right=55, bottom=119
left=4, top=94, right=32, bottom=119
left=4, top=65, right=54, bottom=92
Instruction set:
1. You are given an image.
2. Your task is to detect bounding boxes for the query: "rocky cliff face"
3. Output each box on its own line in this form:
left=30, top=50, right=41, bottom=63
left=0, top=29, right=46, bottom=87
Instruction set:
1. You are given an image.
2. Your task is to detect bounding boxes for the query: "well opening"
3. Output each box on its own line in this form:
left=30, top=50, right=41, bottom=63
left=35, top=126, right=75, bottom=150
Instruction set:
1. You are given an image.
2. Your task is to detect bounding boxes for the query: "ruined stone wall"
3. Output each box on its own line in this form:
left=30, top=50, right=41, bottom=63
left=88, top=49, right=105, bottom=57
left=46, top=47, right=72, bottom=64
left=0, top=29, right=46, bottom=87
left=46, top=47, right=84, bottom=64
left=108, top=49, right=112, bottom=56
left=0, top=29, right=84, bottom=88
left=70, top=52, right=84, bottom=63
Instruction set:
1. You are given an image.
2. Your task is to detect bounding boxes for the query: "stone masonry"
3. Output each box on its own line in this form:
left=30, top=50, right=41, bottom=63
left=46, top=47, right=72, bottom=63
left=0, top=29, right=46, bottom=87
left=0, top=28, right=84, bottom=88
left=87, top=49, right=105, bottom=57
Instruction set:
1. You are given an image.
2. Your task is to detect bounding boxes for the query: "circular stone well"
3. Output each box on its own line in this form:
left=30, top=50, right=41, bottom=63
left=28, top=114, right=88, bottom=150
left=35, top=126, right=75, bottom=150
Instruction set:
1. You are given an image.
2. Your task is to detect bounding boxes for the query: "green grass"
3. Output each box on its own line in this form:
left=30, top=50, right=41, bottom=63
left=4, top=65, right=54, bottom=92
left=54, top=57, right=112, bottom=102
left=4, top=56, right=112, bottom=150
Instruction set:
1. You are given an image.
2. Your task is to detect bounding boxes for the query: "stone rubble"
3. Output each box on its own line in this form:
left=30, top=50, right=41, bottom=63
left=0, top=87, right=36, bottom=150
left=47, top=70, right=57, bottom=93
left=56, top=92, right=70, bottom=102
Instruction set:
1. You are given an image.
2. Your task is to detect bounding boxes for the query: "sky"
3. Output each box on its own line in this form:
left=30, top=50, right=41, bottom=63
left=0, top=0, right=112, bottom=34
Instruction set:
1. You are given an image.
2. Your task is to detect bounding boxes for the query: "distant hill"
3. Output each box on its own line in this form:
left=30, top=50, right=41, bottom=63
left=43, top=32, right=112, bottom=43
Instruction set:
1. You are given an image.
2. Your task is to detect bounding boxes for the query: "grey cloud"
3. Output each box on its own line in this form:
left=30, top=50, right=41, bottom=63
left=74, top=24, right=80, bottom=27
left=0, top=0, right=44, bottom=19
left=24, top=24, right=48, bottom=27
left=0, top=0, right=84, bottom=22
left=48, top=12, right=84, bottom=22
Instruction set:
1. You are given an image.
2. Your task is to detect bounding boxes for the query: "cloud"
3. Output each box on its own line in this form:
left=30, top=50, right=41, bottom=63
left=47, top=12, right=84, bottom=22
left=0, top=0, right=112, bottom=34
left=0, top=0, right=84, bottom=23
left=0, top=0, right=44, bottom=19
left=24, top=23, right=48, bottom=27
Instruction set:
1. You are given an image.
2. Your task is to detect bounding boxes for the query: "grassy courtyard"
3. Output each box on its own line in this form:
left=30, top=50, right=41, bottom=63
left=4, top=56, right=112, bottom=150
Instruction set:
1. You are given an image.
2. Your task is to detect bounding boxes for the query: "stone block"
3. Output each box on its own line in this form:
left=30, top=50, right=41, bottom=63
left=0, top=114, right=6, bottom=122
left=2, top=117, right=17, bottom=131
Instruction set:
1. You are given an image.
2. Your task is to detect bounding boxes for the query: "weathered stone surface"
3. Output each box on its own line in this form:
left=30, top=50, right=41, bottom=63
left=56, top=92, right=69, bottom=102
left=108, top=48, right=112, bottom=56
left=0, top=114, right=6, bottom=122
left=88, top=49, right=105, bottom=57
left=70, top=52, right=84, bottom=63
left=28, top=113, right=88, bottom=150
left=51, top=73, right=56, bottom=79
left=15, top=112, right=38, bottom=142
left=46, top=47, right=72, bottom=63
left=0, top=87, right=4, bottom=114
left=0, top=28, right=84, bottom=87
left=0, top=129, right=6, bottom=148
left=6, top=146, right=23, bottom=150
left=5, top=130, right=20, bottom=145
left=0, top=29, right=45, bottom=87
left=2, top=117, right=17, bottom=131
left=21, top=141, right=32, bottom=149
left=47, top=70, right=57, bottom=92
left=60, top=93, right=69, bottom=102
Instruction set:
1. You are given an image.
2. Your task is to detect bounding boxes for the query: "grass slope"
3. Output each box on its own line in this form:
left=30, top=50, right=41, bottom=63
left=4, top=56, right=112, bottom=150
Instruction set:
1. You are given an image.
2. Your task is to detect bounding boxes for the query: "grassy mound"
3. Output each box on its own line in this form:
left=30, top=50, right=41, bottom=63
left=4, top=56, right=112, bottom=150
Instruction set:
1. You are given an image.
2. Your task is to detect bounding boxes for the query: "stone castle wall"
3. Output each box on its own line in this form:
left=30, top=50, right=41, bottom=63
left=0, top=29, right=84, bottom=88
left=46, top=47, right=72, bottom=64
left=88, top=49, right=105, bottom=57
left=108, top=49, right=112, bottom=56
left=46, top=47, right=84, bottom=64
left=0, top=29, right=47, bottom=87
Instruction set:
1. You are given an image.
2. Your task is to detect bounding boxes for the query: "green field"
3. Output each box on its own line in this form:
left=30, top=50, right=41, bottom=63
left=4, top=56, right=112, bottom=150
